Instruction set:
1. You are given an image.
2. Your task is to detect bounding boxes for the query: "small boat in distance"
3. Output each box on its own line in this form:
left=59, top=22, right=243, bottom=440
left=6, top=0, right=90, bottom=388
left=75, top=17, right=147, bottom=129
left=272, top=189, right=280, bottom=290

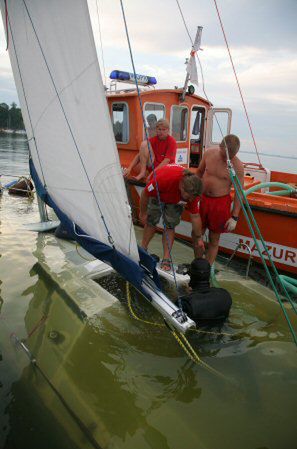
left=106, top=68, right=297, bottom=275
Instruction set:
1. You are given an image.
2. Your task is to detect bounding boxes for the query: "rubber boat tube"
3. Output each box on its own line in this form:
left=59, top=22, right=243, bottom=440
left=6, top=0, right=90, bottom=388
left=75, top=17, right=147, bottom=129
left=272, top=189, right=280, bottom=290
left=245, top=182, right=296, bottom=196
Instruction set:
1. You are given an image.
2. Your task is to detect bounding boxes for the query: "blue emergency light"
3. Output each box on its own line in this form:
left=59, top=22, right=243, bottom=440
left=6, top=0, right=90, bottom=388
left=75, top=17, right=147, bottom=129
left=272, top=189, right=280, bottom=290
left=110, top=70, right=157, bottom=86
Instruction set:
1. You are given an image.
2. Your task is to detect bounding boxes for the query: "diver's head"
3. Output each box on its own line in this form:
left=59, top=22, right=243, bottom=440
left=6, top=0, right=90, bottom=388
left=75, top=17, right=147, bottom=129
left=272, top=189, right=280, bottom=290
left=189, top=258, right=211, bottom=290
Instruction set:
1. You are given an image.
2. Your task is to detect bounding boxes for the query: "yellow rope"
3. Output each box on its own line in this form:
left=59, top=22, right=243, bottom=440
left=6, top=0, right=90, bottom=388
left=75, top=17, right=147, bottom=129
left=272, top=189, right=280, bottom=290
left=190, top=327, right=233, bottom=337
left=75, top=242, right=97, bottom=262
left=126, top=281, right=228, bottom=378
left=126, top=281, right=164, bottom=327
left=171, top=330, right=199, bottom=363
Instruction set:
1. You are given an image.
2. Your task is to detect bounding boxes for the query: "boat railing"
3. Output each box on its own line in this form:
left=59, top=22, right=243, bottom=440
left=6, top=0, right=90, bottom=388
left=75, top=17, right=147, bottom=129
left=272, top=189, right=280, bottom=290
left=226, top=242, right=253, bottom=279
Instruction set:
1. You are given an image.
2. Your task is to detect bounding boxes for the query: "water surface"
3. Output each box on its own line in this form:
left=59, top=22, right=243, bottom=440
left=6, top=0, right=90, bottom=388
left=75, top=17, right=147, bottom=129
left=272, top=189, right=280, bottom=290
left=0, top=135, right=297, bottom=449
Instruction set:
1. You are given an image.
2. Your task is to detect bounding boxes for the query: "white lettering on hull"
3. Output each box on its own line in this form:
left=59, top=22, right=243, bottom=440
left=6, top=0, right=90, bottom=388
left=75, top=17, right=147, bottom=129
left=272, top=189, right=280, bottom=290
left=220, top=233, right=296, bottom=267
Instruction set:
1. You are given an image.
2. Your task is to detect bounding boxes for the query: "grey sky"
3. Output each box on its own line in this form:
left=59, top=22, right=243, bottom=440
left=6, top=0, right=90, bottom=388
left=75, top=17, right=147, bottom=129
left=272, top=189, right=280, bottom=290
left=0, top=0, right=296, bottom=167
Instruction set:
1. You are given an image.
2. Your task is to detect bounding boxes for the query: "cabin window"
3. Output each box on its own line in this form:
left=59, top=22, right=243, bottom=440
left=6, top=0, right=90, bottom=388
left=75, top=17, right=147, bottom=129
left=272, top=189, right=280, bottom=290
left=112, top=102, right=129, bottom=143
left=210, top=111, right=229, bottom=144
left=171, top=106, right=188, bottom=142
left=189, top=106, right=205, bottom=168
left=143, top=103, right=165, bottom=138
left=190, top=107, right=204, bottom=142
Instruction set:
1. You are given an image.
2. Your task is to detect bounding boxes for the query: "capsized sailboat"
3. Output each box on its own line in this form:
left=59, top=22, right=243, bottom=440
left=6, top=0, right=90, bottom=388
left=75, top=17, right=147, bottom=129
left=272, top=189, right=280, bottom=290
left=1, top=0, right=195, bottom=333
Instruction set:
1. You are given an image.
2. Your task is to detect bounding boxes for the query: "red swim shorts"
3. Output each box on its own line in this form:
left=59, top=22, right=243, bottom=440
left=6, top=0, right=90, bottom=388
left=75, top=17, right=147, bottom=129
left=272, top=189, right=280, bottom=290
left=200, top=193, right=232, bottom=234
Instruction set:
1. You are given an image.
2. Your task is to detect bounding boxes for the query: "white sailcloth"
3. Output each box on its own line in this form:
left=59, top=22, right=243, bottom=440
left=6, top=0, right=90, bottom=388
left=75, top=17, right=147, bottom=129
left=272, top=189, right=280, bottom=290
left=1, top=0, right=139, bottom=263
left=186, top=52, right=198, bottom=86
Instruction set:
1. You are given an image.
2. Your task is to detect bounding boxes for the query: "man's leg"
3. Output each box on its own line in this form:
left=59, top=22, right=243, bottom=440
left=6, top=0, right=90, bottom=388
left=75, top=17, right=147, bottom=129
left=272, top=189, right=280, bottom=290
left=141, top=198, right=160, bottom=251
left=134, top=141, right=153, bottom=181
left=141, top=224, right=157, bottom=251
left=194, top=227, right=206, bottom=258
left=206, top=231, right=221, bottom=265
left=162, top=228, right=175, bottom=260
left=160, top=204, right=183, bottom=270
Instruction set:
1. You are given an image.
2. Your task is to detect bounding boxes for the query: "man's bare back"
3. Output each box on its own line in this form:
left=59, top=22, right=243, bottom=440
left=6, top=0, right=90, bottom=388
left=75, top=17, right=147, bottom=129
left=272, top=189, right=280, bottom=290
left=197, top=147, right=244, bottom=197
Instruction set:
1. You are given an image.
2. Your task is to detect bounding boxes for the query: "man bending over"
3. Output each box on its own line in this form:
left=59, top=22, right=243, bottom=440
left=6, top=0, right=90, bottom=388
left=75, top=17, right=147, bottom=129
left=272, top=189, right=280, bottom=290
left=139, top=164, right=204, bottom=271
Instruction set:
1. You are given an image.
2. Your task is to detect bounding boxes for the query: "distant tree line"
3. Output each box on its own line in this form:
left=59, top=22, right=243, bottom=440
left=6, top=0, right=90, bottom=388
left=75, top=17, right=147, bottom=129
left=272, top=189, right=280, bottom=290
left=0, top=102, right=25, bottom=130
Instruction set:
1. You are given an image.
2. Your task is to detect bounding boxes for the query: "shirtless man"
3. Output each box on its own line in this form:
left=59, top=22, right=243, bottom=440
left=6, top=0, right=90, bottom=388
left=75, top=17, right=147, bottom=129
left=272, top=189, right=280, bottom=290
left=196, top=134, right=244, bottom=265
left=124, top=119, right=177, bottom=181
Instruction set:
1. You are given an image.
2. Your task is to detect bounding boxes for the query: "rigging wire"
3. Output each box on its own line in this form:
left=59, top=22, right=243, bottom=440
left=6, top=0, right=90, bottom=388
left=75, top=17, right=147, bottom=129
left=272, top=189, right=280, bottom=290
left=119, top=0, right=184, bottom=311
left=95, top=0, right=106, bottom=86
left=213, top=0, right=262, bottom=167
left=176, top=0, right=262, bottom=167
left=175, top=0, right=297, bottom=345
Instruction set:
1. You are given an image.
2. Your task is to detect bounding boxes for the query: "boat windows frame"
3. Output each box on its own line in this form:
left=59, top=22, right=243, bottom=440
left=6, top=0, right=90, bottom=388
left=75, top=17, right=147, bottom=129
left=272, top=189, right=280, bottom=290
left=205, top=108, right=232, bottom=148
left=111, top=101, right=130, bottom=144
left=188, top=104, right=207, bottom=168
left=189, top=104, right=207, bottom=143
left=170, top=104, right=189, bottom=143
left=142, top=101, right=166, bottom=139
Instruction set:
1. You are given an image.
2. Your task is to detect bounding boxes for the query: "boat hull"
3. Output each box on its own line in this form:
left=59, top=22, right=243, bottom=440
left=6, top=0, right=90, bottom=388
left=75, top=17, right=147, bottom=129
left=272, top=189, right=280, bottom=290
left=128, top=183, right=297, bottom=275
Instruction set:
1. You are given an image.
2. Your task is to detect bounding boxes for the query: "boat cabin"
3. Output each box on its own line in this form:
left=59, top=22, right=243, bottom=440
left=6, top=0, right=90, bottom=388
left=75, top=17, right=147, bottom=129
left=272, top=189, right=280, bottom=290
left=105, top=72, right=297, bottom=275
left=106, top=85, right=231, bottom=173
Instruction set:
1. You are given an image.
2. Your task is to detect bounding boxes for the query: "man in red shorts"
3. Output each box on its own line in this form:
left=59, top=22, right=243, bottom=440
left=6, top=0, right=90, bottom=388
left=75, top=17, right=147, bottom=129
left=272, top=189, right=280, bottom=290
left=196, top=134, right=244, bottom=265
left=124, top=119, right=177, bottom=181
left=139, top=164, right=204, bottom=271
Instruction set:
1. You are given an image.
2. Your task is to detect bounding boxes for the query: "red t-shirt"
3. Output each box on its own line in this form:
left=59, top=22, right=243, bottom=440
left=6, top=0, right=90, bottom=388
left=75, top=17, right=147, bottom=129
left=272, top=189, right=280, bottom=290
left=144, top=164, right=200, bottom=214
left=149, top=135, right=177, bottom=167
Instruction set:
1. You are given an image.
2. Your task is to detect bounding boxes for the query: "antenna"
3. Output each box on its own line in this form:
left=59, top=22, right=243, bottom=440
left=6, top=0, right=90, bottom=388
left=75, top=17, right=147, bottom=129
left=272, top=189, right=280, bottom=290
left=180, top=26, right=203, bottom=102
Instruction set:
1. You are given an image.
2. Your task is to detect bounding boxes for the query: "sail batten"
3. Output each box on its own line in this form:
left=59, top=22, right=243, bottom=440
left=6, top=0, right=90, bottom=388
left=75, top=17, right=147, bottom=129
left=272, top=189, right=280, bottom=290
left=2, top=0, right=140, bottom=263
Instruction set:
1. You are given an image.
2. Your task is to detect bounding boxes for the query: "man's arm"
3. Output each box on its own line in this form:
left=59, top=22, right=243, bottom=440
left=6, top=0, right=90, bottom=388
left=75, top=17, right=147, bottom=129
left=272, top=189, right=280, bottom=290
left=190, top=213, right=205, bottom=257
left=154, top=157, right=170, bottom=170
left=196, top=153, right=206, bottom=178
left=225, top=160, right=245, bottom=232
left=139, top=188, right=150, bottom=224
left=124, top=152, right=140, bottom=177
left=232, top=160, right=245, bottom=217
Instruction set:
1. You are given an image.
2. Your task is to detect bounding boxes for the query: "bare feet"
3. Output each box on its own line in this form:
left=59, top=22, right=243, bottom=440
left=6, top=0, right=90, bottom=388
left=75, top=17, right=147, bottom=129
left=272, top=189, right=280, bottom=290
left=160, top=258, right=172, bottom=272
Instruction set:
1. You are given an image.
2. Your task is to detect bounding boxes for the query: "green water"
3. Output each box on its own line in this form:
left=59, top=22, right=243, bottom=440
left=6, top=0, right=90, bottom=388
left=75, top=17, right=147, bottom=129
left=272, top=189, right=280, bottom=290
left=1, top=135, right=297, bottom=449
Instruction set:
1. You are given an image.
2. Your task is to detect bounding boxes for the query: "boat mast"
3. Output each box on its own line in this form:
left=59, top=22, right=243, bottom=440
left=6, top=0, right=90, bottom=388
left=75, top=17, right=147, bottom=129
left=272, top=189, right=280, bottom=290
left=180, top=26, right=203, bottom=102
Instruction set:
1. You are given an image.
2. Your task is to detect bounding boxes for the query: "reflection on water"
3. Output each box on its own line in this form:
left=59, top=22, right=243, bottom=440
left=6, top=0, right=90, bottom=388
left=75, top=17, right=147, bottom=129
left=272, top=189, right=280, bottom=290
left=1, top=135, right=297, bottom=449
left=0, top=133, right=30, bottom=177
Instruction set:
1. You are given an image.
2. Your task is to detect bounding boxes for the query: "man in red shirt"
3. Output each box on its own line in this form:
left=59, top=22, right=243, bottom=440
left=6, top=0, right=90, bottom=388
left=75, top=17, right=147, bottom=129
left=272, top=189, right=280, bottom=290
left=139, top=164, right=204, bottom=271
left=124, top=119, right=177, bottom=181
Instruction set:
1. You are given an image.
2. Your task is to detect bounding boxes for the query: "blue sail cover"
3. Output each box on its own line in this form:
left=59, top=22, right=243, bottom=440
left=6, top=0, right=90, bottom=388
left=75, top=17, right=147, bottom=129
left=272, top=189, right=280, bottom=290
left=30, top=159, right=160, bottom=291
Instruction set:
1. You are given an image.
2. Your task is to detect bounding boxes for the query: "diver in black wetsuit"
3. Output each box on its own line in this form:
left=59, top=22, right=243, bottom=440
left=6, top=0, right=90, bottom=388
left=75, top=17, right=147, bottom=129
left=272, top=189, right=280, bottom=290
left=181, top=258, right=232, bottom=325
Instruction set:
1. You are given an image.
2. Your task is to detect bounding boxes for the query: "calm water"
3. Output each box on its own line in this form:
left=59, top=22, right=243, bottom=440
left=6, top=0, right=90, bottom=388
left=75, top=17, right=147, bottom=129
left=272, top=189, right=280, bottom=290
left=1, top=135, right=297, bottom=449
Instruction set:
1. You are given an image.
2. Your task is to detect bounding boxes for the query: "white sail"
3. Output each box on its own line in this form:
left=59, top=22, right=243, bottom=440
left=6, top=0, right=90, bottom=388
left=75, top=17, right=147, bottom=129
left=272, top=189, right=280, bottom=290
left=1, top=0, right=139, bottom=262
